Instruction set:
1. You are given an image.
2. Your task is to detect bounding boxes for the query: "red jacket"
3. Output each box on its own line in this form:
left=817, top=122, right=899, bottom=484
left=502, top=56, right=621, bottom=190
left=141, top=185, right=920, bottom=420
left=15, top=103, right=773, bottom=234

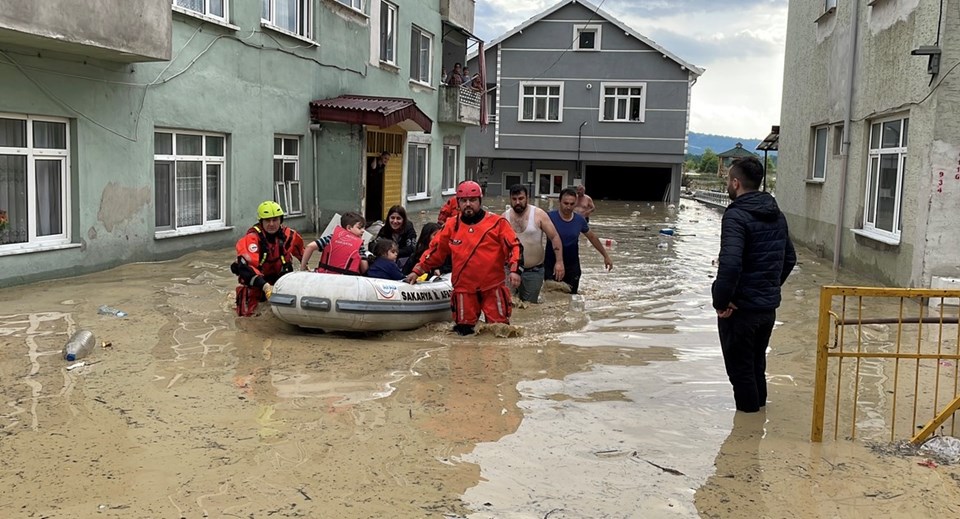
left=437, top=197, right=459, bottom=226
left=415, top=211, right=521, bottom=292
left=317, top=226, right=364, bottom=275
left=235, top=224, right=304, bottom=285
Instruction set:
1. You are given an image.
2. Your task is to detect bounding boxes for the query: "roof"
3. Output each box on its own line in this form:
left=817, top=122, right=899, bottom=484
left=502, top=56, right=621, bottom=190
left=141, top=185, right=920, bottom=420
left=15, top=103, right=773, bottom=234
left=470, top=0, right=703, bottom=76
left=718, top=142, right=758, bottom=158
left=309, top=95, right=432, bottom=133
left=756, top=125, right=779, bottom=152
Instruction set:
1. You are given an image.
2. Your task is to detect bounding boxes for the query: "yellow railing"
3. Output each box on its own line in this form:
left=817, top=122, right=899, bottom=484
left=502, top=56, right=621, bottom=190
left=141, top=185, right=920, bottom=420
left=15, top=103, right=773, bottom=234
left=812, top=286, right=960, bottom=443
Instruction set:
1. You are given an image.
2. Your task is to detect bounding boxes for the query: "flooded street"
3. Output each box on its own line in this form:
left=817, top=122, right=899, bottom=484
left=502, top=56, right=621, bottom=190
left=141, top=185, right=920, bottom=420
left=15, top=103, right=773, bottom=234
left=3, top=199, right=960, bottom=518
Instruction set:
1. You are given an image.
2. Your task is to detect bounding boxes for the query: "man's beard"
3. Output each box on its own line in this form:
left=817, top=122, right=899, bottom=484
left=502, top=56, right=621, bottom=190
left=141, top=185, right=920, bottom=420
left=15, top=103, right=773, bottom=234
left=511, top=203, right=526, bottom=214
left=727, top=185, right=737, bottom=200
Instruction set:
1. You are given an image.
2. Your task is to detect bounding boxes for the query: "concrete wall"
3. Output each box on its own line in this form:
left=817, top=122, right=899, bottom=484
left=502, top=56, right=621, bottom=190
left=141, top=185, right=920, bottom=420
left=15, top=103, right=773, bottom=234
left=0, top=1, right=468, bottom=287
left=0, top=0, right=171, bottom=61
left=778, top=0, right=957, bottom=287
left=441, top=0, right=475, bottom=33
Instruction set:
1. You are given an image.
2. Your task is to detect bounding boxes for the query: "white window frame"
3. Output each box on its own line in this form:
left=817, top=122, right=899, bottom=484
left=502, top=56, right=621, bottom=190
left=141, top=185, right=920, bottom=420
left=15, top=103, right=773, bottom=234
left=406, top=143, right=429, bottom=200
left=441, top=145, right=459, bottom=195
left=599, top=82, right=646, bottom=123
left=379, top=1, right=398, bottom=65
left=337, top=0, right=364, bottom=12
left=519, top=81, right=564, bottom=122
left=273, top=135, right=302, bottom=216
left=0, top=114, right=71, bottom=253
left=811, top=126, right=828, bottom=181
left=409, top=26, right=433, bottom=86
left=172, top=0, right=228, bottom=23
left=573, top=24, right=601, bottom=51
left=860, top=116, right=908, bottom=243
left=261, top=0, right=313, bottom=41
left=154, top=129, right=227, bottom=235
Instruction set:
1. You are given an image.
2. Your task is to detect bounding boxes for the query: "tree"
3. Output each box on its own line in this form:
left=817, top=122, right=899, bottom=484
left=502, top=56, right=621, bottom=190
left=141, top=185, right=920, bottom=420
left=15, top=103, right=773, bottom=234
left=683, top=158, right=698, bottom=173
left=699, top=148, right=719, bottom=174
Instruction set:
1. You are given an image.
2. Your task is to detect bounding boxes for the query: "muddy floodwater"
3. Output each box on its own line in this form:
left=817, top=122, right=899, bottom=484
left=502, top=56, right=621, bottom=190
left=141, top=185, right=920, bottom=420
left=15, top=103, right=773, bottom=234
left=2, top=198, right=960, bottom=518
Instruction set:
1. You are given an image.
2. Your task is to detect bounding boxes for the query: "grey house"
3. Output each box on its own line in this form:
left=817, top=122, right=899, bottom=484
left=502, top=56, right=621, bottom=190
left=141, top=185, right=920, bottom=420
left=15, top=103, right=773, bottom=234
left=465, top=0, right=702, bottom=201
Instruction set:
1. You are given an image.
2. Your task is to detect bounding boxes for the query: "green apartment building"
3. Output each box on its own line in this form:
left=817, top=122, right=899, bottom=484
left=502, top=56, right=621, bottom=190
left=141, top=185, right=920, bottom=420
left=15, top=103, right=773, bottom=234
left=0, top=0, right=480, bottom=286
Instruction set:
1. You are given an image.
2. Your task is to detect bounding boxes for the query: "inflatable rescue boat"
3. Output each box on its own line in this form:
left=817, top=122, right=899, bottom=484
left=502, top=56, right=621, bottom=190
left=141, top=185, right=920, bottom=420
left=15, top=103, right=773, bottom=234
left=269, top=271, right=453, bottom=332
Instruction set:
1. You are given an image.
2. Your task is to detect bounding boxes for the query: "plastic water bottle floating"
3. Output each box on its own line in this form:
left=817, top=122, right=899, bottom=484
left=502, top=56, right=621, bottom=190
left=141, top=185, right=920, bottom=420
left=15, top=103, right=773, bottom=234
left=98, top=305, right=127, bottom=317
left=63, top=330, right=97, bottom=361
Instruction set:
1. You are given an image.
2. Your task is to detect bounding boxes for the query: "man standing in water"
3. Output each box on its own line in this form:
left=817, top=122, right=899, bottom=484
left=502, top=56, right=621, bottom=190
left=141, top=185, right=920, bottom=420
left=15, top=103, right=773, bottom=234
left=712, top=156, right=796, bottom=413
left=405, top=181, right=522, bottom=335
left=503, top=184, right=565, bottom=303
left=545, top=187, right=613, bottom=295
left=573, top=183, right=595, bottom=221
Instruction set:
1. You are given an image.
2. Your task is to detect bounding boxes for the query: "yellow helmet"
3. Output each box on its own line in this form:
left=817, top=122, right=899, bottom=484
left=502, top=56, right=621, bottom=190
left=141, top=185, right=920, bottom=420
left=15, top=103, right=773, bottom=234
left=257, top=200, right=284, bottom=219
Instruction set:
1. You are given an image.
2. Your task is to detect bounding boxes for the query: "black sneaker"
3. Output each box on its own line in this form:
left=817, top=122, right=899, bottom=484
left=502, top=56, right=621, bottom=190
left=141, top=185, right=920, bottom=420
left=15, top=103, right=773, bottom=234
left=453, top=324, right=475, bottom=336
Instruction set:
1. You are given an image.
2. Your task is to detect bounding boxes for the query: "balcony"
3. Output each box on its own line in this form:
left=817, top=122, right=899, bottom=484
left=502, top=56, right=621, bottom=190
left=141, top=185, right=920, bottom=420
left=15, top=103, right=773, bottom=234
left=0, top=0, right=171, bottom=62
left=438, top=85, right=481, bottom=126
left=440, top=0, right=475, bottom=33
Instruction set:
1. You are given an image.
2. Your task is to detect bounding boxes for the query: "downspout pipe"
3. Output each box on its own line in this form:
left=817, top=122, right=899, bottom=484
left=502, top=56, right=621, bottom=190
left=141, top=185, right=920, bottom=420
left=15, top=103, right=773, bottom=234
left=833, top=0, right=860, bottom=279
left=309, top=123, right=322, bottom=234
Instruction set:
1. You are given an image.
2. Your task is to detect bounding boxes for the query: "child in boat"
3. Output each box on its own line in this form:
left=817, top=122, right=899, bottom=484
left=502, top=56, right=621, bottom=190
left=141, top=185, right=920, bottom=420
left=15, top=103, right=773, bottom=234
left=301, top=212, right=370, bottom=275
left=366, top=238, right=405, bottom=281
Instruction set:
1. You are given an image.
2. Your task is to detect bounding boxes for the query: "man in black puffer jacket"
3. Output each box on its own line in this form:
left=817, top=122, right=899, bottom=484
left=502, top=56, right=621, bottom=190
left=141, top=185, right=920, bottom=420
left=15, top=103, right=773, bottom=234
left=712, top=156, right=796, bottom=413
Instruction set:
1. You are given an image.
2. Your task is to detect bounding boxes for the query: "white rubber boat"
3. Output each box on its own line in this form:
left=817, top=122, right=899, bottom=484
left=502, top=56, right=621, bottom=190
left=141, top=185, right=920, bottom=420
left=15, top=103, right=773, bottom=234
left=269, top=271, right=453, bottom=332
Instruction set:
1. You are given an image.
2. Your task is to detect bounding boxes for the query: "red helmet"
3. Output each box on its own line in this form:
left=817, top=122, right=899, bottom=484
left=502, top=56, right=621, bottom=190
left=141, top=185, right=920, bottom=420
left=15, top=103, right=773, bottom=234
left=456, top=180, right=483, bottom=199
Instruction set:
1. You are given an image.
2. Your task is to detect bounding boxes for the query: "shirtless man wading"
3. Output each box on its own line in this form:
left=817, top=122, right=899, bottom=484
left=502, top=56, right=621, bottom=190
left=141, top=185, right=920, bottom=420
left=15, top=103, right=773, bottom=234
left=503, top=184, right=565, bottom=303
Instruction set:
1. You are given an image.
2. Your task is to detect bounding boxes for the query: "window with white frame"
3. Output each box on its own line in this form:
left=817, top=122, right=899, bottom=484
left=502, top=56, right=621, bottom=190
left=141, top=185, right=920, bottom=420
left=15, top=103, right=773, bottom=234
left=262, top=0, right=312, bottom=39
left=154, top=130, right=226, bottom=232
left=442, top=145, right=458, bottom=194
left=811, top=126, right=828, bottom=181
left=573, top=24, right=601, bottom=50
left=862, top=117, right=908, bottom=239
left=0, top=115, right=70, bottom=248
left=520, top=82, right=563, bottom=122
left=379, top=1, right=397, bottom=64
left=273, top=136, right=302, bottom=215
left=409, top=26, right=433, bottom=85
left=600, top=83, right=646, bottom=122
left=337, top=0, right=363, bottom=11
left=173, top=0, right=226, bottom=21
left=406, top=143, right=429, bottom=198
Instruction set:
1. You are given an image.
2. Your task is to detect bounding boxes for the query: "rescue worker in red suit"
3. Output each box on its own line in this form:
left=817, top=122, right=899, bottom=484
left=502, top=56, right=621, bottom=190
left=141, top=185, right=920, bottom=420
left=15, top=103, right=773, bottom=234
left=405, top=181, right=522, bottom=335
left=231, top=201, right=305, bottom=317
left=437, top=195, right=460, bottom=227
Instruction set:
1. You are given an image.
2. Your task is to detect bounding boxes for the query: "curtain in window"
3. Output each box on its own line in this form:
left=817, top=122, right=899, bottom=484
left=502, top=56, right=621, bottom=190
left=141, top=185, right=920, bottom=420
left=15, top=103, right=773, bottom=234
left=0, top=118, right=26, bottom=147
left=206, top=164, right=221, bottom=221
left=155, top=162, right=174, bottom=228
left=276, top=0, right=297, bottom=32
left=176, top=0, right=204, bottom=13
left=176, top=161, right=203, bottom=227
left=0, top=155, right=27, bottom=244
left=35, top=159, right=62, bottom=236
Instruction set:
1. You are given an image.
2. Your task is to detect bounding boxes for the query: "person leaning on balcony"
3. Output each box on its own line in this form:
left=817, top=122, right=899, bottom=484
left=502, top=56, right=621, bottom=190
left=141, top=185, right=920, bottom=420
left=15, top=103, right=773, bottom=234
left=447, top=62, right=464, bottom=86
left=712, top=156, right=797, bottom=413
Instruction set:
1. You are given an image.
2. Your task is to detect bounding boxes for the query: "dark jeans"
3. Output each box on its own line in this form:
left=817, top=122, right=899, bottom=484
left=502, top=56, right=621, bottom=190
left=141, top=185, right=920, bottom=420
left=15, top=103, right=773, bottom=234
left=717, top=309, right=776, bottom=413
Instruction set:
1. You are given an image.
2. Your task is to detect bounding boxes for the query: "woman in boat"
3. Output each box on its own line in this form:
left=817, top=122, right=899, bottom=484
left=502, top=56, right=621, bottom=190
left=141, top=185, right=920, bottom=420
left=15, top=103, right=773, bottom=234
left=376, top=205, right=417, bottom=268
left=403, top=222, right=452, bottom=278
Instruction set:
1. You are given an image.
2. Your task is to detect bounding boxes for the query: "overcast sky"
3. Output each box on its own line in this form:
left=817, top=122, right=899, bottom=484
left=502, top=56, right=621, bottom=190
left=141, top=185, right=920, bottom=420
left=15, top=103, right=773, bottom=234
left=473, top=0, right=788, bottom=139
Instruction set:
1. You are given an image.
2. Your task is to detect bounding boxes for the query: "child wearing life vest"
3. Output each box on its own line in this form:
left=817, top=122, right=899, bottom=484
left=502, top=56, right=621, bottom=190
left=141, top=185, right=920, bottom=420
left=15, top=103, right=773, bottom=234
left=301, top=212, right=370, bottom=275
left=366, top=238, right=405, bottom=281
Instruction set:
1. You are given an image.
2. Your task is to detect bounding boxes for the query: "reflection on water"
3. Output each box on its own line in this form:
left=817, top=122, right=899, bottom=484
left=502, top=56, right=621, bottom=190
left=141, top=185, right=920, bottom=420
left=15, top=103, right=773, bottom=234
left=462, top=200, right=734, bottom=518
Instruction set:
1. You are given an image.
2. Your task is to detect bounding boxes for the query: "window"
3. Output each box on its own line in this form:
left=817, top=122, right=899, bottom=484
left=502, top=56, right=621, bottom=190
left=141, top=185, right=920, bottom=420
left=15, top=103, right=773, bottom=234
left=600, top=82, right=646, bottom=122
left=409, top=27, right=433, bottom=85
left=379, top=1, right=397, bottom=64
left=832, top=124, right=844, bottom=155
left=173, top=0, right=226, bottom=21
left=862, top=117, right=908, bottom=239
left=262, top=0, right=312, bottom=39
left=337, top=0, right=363, bottom=10
left=0, top=115, right=70, bottom=249
left=406, top=143, right=429, bottom=198
left=573, top=24, right=601, bottom=51
left=811, top=126, right=828, bottom=180
left=154, top=130, right=226, bottom=232
left=519, top=82, right=563, bottom=122
left=273, top=136, right=302, bottom=215
left=442, top=145, right=458, bottom=194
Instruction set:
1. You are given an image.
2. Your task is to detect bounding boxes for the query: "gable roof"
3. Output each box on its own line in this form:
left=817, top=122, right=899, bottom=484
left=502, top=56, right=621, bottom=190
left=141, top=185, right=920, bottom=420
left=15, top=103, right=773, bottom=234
left=474, top=0, right=703, bottom=76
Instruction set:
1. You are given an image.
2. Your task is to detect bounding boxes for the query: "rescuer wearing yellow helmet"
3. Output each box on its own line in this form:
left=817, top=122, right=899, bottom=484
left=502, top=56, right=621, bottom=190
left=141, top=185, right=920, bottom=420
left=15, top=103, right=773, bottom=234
left=230, top=200, right=305, bottom=316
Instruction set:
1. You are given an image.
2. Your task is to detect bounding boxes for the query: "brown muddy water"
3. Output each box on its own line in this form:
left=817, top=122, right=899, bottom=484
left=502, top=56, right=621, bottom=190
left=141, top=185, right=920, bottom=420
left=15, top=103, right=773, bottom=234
left=2, top=199, right=960, bottom=519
